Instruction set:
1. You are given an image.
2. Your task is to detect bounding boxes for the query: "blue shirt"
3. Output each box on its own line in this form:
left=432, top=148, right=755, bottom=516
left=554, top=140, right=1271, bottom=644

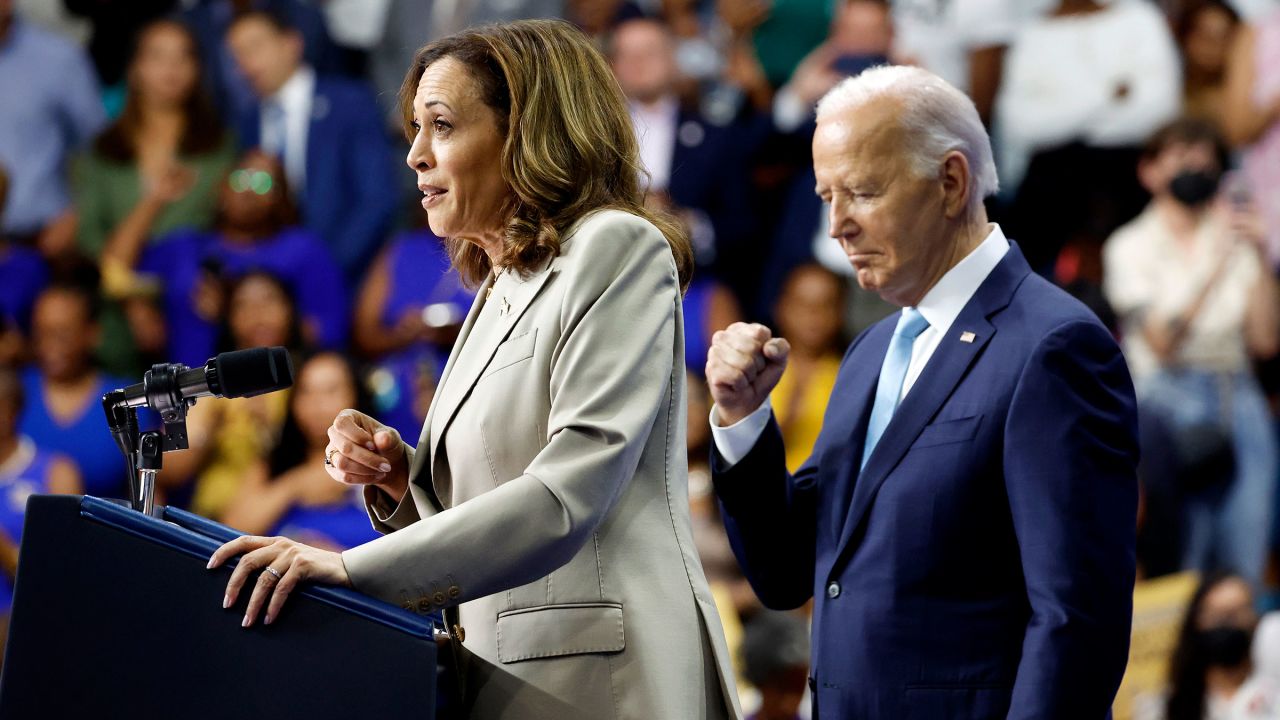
left=0, top=20, right=105, bottom=234
left=0, top=244, right=48, bottom=334
left=0, top=439, right=58, bottom=614
left=269, top=489, right=380, bottom=551
left=17, top=368, right=131, bottom=499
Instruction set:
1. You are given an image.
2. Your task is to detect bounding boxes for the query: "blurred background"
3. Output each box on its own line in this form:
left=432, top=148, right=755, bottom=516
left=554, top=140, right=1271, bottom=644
left=2, top=0, right=1280, bottom=717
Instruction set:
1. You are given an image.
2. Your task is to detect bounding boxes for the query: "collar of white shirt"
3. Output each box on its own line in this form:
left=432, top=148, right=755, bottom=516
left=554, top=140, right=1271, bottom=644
left=912, top=223, right=1012, bottom=337
left=269, top=64, right=315, bottom=116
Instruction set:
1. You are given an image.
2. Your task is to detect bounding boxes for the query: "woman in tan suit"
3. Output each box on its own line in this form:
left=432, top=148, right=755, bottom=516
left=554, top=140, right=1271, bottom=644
left=207, top=19, right=741, bottom=719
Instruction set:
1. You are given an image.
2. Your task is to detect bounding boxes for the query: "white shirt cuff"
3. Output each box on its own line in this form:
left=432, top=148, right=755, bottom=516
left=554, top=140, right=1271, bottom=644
left=709, top=399, right=773, bottom=468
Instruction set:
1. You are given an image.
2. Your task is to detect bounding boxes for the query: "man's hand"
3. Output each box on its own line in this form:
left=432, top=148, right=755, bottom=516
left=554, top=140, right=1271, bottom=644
left=706, top=322, right=790, bottom=426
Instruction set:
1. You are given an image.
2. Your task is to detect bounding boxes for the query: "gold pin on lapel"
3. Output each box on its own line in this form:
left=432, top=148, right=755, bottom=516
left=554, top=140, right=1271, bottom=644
left=960, top=331, right=976, bottom=343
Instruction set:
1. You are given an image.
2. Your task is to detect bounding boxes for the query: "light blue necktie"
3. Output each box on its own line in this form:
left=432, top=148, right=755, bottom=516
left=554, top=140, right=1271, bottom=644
left=262, top=100, right=287, bottom=165
left=861, top=308, right=930, bottom=470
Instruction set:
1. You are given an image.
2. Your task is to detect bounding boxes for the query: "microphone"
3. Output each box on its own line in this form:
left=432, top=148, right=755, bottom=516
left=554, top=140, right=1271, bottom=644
left=115, top=346, right=294, bottom=411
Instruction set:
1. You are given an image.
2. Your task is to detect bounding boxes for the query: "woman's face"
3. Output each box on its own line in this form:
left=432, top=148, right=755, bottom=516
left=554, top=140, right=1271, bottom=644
left=220, top=151, right=284, bottom=232
left=228, top=275, right=293, bottom=349
left=292, top=354, right=358, bottom=446
left=1184, top=6, right=1236, bottom=77
left=32, top=291, right=96, bottom=382
left=406, top=57, right=511, bottom=245
left=776, top=267, right=844, bottom=355
left=132, top=24, right=199, bottom=108
left=1196, top=577, right=1258, bottom=631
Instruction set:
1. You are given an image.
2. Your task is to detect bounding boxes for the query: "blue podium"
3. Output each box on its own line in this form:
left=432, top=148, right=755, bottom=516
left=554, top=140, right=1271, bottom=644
left=0, top=495, right=440, bottom=719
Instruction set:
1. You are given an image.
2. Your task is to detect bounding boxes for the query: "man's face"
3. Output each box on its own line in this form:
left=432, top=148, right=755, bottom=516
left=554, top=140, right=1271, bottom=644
left=1140, top=139, right=1221, bottom=198
left=813, top=97, right=952, bottom=307
left=226, top=17, right=302, bottom=98
left=610, top=20, right=677, bottom=104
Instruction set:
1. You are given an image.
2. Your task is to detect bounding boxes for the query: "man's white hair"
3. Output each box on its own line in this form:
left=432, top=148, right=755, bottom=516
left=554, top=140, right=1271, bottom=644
left=816, top=65, right=999, bottom=214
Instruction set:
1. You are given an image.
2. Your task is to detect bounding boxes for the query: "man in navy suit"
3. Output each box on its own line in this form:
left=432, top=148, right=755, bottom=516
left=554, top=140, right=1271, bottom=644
left=707, top=65, right=1139, bottom=719
left=227, top=10, right=396, bottom=280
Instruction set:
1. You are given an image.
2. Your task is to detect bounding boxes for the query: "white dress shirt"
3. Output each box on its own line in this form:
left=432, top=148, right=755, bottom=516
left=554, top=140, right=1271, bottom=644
left=628, top=95, right=678, bottom=193
left=259, top=65, right=315, bottom=196
left=711, top=224, right=1012, bottom=467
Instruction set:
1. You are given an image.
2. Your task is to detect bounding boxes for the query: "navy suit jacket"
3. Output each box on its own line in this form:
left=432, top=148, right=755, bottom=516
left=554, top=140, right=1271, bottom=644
left=666, top=110, right=755, bottom=270
left=715, top=243, right=1139, bottom=719
left=237, top=75, right=398, bottom=280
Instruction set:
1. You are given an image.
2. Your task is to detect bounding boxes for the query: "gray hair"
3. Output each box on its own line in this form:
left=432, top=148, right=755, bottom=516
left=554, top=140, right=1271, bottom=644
left=816, top=65, right=999, bottom=214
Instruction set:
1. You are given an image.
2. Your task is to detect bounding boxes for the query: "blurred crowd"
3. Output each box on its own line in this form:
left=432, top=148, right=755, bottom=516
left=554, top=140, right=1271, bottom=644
left=2, top=0, right=1280, bottom=717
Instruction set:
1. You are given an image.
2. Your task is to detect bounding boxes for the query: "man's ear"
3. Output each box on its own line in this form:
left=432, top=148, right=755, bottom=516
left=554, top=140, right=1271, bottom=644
left=939, top=150, right=971, bottom=220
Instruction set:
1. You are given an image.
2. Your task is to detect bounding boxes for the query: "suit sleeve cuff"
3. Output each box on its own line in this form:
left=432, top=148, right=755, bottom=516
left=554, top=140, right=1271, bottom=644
left=362, top=482, right=420, bottom=534
left=710, top=399, right=773, bottom=468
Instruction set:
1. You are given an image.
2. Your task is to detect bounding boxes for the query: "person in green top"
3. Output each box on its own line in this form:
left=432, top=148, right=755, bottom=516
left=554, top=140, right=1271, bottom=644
left=73, top=18, right=235, bottom=376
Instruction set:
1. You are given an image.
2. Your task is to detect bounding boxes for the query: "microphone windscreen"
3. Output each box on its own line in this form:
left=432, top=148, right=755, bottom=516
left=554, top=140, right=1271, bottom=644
left=214, top=347, right=294, bottom=398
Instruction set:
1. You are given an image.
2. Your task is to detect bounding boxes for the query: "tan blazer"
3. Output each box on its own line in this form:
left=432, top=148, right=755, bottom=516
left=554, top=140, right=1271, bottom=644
left=342, top=210, right=742, bottom=720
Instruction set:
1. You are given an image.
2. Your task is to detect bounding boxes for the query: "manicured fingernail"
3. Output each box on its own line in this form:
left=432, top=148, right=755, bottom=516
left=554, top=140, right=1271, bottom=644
left=242, top=614, right=251, bottom=627
left=366, top=442, right=376, bottom=451
left=223, top=594, right=231, bottom=609
left=379, top=463, right=391, bottom=473
left=207, top=557, right=215, bottom=569
left=264, top=613, right=273, bottom=625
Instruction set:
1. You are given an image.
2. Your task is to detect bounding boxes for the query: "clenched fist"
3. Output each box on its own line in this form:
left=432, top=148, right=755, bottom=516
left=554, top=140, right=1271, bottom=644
left=705, top=322, right=790, bottom=426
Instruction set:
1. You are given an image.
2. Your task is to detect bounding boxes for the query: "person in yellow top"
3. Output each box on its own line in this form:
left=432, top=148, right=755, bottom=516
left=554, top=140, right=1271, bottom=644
left=769, top=263, right=847, bottom=473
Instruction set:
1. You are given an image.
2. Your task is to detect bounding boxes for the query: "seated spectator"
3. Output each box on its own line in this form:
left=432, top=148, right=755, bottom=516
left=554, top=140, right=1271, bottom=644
left=0, top=365, right=81, bottom=667
left=996, top=0, right=1182, bottom=274
left=610, top=16, right=755, bottom=275
left=769, top=263, right=845, bottom=473
left=75, top=18, right=236, bottom=376
left=0, top=164, right=47, bottom=366
left=132, top=149, right=347, bottom=368
left=1223, top=7, right=1280, bottom=266
left=352, top=225, right=471, bottom=443
left=63, top=0, right=175, bottom=96
left=221, top=351, right=379, bottom=549
left=1144, top=573, right=1260, bottom=720
left=1177, top=0, right=1242, bottom=128
left=1103, top=118, right=1280, bottom=589
left=740, top=610, right=810, bottom=720
left=0, top=0, right=105, bottom=259
left=159, top=271, right=300, bottom=518
left=18, top=277, right=131, bottom=499
left=226, top=9, right=397, bottom=280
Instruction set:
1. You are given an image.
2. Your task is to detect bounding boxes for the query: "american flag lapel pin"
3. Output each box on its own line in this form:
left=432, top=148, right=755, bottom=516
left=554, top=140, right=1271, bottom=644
left=960, top=331, right=976, bottom=343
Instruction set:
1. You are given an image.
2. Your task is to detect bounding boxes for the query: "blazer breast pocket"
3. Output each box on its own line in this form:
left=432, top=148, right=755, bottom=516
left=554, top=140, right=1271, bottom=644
left=481, top=329, right=537, bottom=381
left=910, top=414, right=982, bottom=451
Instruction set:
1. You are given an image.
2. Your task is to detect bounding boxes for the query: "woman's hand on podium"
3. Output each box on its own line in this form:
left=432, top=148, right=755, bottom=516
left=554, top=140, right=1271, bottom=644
left=207, top=535, right=353, bottom=627
left=324, top=409, right=410, bottom=503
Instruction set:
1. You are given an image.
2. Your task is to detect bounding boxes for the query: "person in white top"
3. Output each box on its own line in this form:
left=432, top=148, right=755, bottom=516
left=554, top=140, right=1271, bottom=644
left=1103, top=117, right=1280, bottom=589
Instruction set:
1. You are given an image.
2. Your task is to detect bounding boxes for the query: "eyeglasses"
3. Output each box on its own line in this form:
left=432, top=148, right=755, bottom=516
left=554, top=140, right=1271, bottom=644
left=228, top=169, right=275, bottom=195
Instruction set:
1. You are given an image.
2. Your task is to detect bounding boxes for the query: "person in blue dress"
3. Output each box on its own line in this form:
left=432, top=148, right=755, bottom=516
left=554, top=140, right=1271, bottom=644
left=351, top=226, right=473, bottom=443
left=220, top=351, right=379, bottom=551
left=0, top=365, right=81, bottom=657
left=17, top=279, right=131, bottom=499
left=0, top=164, right=48, bottom=367
left=134, top=149, right=348, bottom=368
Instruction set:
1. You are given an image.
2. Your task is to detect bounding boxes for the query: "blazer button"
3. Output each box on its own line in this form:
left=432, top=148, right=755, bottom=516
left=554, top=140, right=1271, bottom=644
left=433, top=591, right=447, bottom=605
left=826, top=581, right=841, bottom=599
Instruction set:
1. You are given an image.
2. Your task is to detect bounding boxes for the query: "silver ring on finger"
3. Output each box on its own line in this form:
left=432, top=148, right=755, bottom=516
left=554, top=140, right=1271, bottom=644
left=263, top=566, right=282, bottom=581
left=325, top=448, right=339, bottom=467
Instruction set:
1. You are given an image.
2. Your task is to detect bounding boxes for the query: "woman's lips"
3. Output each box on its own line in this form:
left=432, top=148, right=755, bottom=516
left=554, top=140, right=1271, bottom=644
left=421, top=189, right=447, bottom=209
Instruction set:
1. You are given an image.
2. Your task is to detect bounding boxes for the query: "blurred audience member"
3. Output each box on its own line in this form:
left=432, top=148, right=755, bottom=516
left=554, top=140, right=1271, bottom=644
left=741, top=610, right=810, bottom=720
left=160, top=271, right=299, bottom=518
left=567, top=0, right=643, bottom=42
left=227, top=9, right=396, bottom=280
left=75, top=18, right=236, bottom=376
left=772, top=0, right=893, bottom=135
left=892, top=0, right=1050, bottom=124
left=0, top=0, right=105, bottom=259
left=1103, top=119, right=1280, bottom=588
left=0, top=365, right=80, bottom=663
left=352, top=225, right=470, bottom=443
left=133, top=149, right=347, bottom=368
left=63, top=0, right=176, bottom=93
left=221, top=351, right=379, bottom=549
left=611, top=16, right=755, bottom=274
left=182, top=0, right=345, bottom=124
left=1223, top=7, right=1280, bottom=266
left=1177, top=0, right=1242, bottom=128
left=1148, top=573, right=1259, bottom=720
left=735, top=0, right=831, bottom=92
left=18, top=278, right=129, bottom=499
left=1230, top=611, right=1280, bottom=718
left=997, top=0, right=1181, bottom=273
left=683, top=274, right=744, bottom=378
left=769, top=264, right=845, bottom=473
left=0, top=164, right=46, bottom=366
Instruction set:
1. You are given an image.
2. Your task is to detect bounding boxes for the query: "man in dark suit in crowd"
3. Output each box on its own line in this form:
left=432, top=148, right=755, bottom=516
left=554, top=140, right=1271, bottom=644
left=707, top=64, right=1139, bottom=719
left=227, top=10, right=396, bottom=280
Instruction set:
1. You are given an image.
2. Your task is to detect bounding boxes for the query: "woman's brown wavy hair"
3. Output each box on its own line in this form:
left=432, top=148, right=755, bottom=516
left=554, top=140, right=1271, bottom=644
left=398, top=19, right=694, bottom=292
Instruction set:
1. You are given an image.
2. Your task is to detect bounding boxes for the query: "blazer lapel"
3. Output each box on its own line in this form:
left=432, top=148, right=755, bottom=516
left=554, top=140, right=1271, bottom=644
left=831, top=243, right=1034, bottom=564
left=427, top=260, right=556, bottom=473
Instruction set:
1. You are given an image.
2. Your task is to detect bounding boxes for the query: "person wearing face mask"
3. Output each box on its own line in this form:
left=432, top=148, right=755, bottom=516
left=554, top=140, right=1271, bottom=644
left=1103, top=118, right=1280, bottom=590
